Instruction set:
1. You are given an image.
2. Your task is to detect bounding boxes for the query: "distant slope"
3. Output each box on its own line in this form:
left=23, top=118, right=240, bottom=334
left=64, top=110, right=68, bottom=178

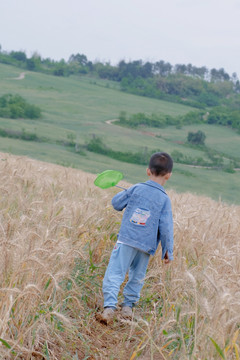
left=0, top=63, right=240, bottom=204
left=0, top=63, right=195, bottom=150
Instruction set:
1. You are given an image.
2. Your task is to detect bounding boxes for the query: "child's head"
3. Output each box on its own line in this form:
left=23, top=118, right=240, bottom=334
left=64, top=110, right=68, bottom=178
left=148, top=152, right=173, bottom=177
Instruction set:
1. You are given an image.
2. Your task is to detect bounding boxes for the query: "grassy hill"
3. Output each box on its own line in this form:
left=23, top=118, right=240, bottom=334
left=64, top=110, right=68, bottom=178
left=0, top=63, right=240, bottom=204
left=0, top=153, right=239, bottom=359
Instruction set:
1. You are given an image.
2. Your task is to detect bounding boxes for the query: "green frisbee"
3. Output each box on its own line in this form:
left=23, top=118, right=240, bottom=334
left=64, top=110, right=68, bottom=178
left=94, top=170, right=125, bottom=189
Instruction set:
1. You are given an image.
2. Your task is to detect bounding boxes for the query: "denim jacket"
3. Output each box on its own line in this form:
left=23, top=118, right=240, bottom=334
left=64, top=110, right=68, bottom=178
left=111, top=180, right=174, bottom=259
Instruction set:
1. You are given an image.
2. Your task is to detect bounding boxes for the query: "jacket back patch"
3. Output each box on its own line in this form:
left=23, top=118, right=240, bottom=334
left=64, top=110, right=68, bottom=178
left=130, top=208, right=150, bottom=226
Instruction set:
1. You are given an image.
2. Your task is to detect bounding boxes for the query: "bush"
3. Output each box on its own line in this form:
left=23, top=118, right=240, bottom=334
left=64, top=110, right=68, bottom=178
left=0, top=128, right=39, bottom=141
left=187, top=130, right=206, bottom=145
left=117, top=111, right=179, bottom=128
left=116, top=110, right=206, bottom=130
left=86, top=136, right=150, bottom=165
left=0, top=94, right=41, bottom=119
left=24, top=104, right=41, bottom=119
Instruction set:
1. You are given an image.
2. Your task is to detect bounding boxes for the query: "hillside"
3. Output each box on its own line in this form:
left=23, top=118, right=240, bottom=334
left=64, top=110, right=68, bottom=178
left=0, top=153, right=239, bottom=359
left=0, top=63, right=240, bottom=204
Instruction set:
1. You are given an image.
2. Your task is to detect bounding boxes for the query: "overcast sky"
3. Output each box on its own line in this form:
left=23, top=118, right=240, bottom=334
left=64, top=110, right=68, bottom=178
left=0, top=0, right=240, bottom=76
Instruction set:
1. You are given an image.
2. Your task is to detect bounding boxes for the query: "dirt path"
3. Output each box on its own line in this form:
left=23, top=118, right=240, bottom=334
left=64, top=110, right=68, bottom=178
left=105, top=119, right=156, bottom=137
left=13, top=72, right=26, bottom=80
left=105, top=119, right=118, bottom=125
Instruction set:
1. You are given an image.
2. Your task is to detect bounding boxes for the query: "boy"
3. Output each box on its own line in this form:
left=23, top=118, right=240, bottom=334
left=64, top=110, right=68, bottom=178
left=98, top=152, right=174, bottom=324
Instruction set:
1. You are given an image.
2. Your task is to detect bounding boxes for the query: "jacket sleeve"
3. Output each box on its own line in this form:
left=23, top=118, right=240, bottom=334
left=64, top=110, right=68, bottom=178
left=158, top=197, right=174, bottom=260
left=111, top=186, right=135, bottom=211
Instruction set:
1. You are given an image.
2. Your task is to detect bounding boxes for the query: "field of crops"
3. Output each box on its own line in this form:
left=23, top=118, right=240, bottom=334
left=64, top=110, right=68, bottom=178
left=0, top=153, right=239, bottom=359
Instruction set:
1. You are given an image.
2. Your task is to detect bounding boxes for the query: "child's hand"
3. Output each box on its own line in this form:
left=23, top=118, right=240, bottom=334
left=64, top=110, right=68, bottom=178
left=164, top=251, right=171, bottom=264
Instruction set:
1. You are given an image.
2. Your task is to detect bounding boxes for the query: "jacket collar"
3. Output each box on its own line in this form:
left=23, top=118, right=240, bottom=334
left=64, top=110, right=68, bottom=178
left=144, top=180, right=167, bottom=194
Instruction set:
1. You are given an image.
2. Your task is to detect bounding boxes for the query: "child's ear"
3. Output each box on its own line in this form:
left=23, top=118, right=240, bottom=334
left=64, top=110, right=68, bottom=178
left=165, top=172, right=172, bottom=181
left=146, top=168, right=151, bottom=176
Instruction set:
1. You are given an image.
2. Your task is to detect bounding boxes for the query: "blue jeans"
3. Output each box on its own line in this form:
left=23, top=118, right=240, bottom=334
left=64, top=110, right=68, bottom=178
left=103, top=243, right=150, bottom=309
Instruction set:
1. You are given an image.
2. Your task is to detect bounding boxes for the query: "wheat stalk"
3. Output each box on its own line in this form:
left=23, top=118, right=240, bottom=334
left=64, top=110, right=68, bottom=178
left=0, top=152, right=239, bottom=359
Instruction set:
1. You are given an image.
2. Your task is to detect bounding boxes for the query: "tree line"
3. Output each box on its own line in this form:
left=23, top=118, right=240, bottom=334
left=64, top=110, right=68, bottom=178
left=1, top=45, right=240, bottom=118
left=117, top=108, right=240, bottom=133
left=1, top=46, right=238, bottom=84
left=85, top=136, right=239, bottom=172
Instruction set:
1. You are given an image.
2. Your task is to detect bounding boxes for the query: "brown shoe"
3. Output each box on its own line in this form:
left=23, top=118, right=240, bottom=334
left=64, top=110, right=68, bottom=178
left=121, top=306, right=133, bottom=319
left=96, top=308, right=116, bottom=325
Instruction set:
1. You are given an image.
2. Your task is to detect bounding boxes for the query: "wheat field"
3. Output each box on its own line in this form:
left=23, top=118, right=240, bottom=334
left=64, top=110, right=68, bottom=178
left=0, top=152, right=239, bottom=360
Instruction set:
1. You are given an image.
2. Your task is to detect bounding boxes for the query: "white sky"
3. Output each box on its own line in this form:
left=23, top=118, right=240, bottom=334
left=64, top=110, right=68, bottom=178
left=0, top=0, right=240, bottom=76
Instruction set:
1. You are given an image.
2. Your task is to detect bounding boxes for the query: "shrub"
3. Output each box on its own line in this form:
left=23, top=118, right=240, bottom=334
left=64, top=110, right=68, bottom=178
left=0, top=94, right=41, bottom=119
left=187, top=130, right=206, bottom=145
left=0, top=128, right=39, bottom=141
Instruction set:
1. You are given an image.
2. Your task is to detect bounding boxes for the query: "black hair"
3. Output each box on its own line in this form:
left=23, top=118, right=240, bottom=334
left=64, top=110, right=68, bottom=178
left=148, top=152, right=173, bottom=176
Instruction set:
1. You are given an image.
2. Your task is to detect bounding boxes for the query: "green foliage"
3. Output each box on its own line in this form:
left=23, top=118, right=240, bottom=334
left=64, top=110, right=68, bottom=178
left=171, top=149, right=212, bottom=167
left=72, top=256, right=101, bottom=306
left=0, top=338, right=11, bottom=349
left=223, top=162, right=236, bottom=173
left=117, top=111, right=178, bottom=128
left=0, top=61, right=240, bottom=204
left=85, top=131, right=240, bottom=170
left=206, top=148, right=224, bottom=168
left=86, top=136, right=219, bottom=168
left=187, top=130, right=206, bottom=145
left=53, top=60, right=69, bottom=76
left=162, top=306, right=196, bottom=356
left=85, top=129, right=239, bottom=170
left=116, top=110, right=204, bottom=129
left=1, top=45, right=240, bottom=112
left=119, top=73, right=236, bottom=109
left=0, top=128, right=40, bottom=141
left=86, top=136, right=150, bottom=165
left=10, top=51, right=27, bottom=62
left=0, top=94, right=41, bottom=119
left=209, top=337, right=226, bottom=359
left=181, top=110, right=205, bottom=124
left=207, top=107, right=240, bottom=130
left=119, top=111, right=127, bottom=123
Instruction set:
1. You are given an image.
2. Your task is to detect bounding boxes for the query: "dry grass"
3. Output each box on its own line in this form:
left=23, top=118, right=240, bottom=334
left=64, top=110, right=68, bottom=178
left=0, top=152, right=239, bottom=359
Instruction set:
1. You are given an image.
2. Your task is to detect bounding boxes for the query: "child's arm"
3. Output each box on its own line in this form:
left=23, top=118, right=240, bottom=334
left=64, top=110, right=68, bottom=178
left=158, top=197, right=174, bottom=262
left=111, top=186, right=135, bottom=211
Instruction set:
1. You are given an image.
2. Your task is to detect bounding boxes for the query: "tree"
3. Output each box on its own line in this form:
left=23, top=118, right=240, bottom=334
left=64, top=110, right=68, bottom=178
left=187, top=130, right=206, bottom=145
left=194, top=66, right=208, bottom=79
left=140, top=62, right=153, bottom=78
left=119, top=111, right=127, bottom=123
left=53, top=59, right=68, bottom=76
left=210, top=68, right=220, bottom=82
left=235, top=80, right=240, bottom=93
left=10, top=51, right=27, bottom=62
left=68, top=53, right=88, bottom=66
left=26, top=58, right=36, bottom=70
left=26, top=53, right=41, bottom=71
left=175, top=64, right=187, bottom=75
left=153, top=60, right=172, bottom=76
left=231, top=72, right=238, bottom=84
left=210, top=67, right=230, bottom=82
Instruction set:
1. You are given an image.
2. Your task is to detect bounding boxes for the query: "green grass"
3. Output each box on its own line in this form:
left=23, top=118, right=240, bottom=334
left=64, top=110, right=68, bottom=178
left=1, top=136, right=240, bottom=205
left=0, top=64, right=196, bottom=148
left=151, top=123, right=240, bottom=159
left=0, top=63, right=240, bottom=204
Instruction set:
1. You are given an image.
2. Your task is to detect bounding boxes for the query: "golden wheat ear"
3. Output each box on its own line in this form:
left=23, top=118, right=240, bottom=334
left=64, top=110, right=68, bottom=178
left=0, top=153, right=239, bottom=359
